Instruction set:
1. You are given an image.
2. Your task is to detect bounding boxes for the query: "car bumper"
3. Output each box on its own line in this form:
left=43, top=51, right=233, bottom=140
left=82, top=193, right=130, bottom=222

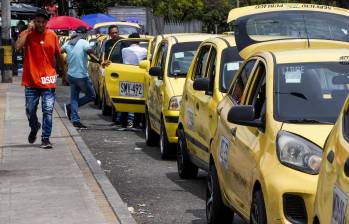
left=163, top=110, right=179, bottom=143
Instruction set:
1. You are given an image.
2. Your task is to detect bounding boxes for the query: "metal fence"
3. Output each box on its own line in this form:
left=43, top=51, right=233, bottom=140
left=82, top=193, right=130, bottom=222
left=149, top=16, right=202, bottom=35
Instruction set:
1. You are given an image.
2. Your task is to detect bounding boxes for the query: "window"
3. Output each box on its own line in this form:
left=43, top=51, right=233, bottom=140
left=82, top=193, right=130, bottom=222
left=154, top=42, right=168, bottom=73
left=193, top=45, right=211, bottom=80
left=168, top=42, right=200, bottom=77
left=219, top=47, right=243, bottom=93
left=230, top=59, right=257, bottom=104
left=247, top=62, right=266, bottom=120
left=109, top=40, right=148, bottom=64
left=206, top=48, right=217, bottom=95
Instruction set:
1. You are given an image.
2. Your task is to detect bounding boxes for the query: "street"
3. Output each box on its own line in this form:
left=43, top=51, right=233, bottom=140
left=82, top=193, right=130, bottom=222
left=55, top=82, right=245, bottom=224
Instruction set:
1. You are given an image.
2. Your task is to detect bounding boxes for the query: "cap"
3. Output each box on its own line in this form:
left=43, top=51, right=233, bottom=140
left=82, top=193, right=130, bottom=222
left=35, top=9, right=50, bottom=20
left=76, top=26, right=88, bottom=34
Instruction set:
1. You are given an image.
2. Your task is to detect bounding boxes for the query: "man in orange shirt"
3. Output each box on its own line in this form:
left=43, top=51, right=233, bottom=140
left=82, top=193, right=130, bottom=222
left=15, top=9, right=66, bottom=149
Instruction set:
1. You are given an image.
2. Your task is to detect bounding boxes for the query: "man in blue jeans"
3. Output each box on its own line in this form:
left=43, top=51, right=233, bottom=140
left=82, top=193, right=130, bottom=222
left=61, top=26, right=100, bottom=129
left=15, top=9, right=67, bottom=149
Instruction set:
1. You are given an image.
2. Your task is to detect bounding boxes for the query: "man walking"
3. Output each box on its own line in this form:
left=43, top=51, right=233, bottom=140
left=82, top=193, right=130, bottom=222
left=15, top=9, right=66, bottom=149
left=62, top=26, right=100, bottom=129
left=103, top=25, right=123, bottom=62
left=120, top=33, right=147, bottom=129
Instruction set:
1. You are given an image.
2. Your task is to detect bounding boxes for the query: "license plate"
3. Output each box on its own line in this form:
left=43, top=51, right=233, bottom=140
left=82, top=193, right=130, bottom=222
left=332, top=185, right=348, bottom=224
left=119, top=81, right=144, bottom=98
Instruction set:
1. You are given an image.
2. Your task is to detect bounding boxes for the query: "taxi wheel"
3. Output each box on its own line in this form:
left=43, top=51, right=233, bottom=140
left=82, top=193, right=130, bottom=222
left=250, top=190, right=267, bottom=224
left=102, top=91, right=111, bottom=116
left=145, top=111, right=159, bottom=146
left=177, top=128, right=198, bottom=179
left=206, top=163, right=234, bottom=224
left=160, top=119, right=176, bottom=160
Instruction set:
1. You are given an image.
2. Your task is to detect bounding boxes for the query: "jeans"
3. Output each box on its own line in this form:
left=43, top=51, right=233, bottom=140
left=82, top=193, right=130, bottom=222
left=25, top=87, right=55, bottom=139
left=68, top=76, right=96, bottom=122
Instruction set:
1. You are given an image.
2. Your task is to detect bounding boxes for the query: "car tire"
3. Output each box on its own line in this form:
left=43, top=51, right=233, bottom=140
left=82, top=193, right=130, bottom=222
left=250, top=190, right=267, bottom=224
left=159, top=119, right=176, bottom=160
left=206, top=163, right=234, bottom=224
left=145, top=110, right=159, bottom=146
left=102, top=90, right=111, bottom=116
left=177, top=128, right=198, bottom=179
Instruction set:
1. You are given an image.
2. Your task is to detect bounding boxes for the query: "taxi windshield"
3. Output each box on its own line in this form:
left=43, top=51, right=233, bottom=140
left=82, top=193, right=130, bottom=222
left=219, top=47, right=243, bottom=93
left=168, top=42, right=200, bottom=77
left=96, top=25, right=141, bottom=35
left=235, top=11, right=349, bottom=49
left=275, top=62, right=349, bottom=124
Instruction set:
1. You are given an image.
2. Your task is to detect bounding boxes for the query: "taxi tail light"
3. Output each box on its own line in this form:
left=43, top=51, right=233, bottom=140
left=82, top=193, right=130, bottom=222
left=283, top=194, right=307, bottom=224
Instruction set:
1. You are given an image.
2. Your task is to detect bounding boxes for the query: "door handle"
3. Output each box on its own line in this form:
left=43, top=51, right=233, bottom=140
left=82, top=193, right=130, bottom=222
left=196, top=103, right=199, bottom=110
left=231, top=127, right=237, bottom=137
left=327, top=150, right=334, bottom=164
left=111, top=73, right=119, bottom=78
left=217, top=106, right=223, bottom=115
left=345, top=157, right=349, bottom=177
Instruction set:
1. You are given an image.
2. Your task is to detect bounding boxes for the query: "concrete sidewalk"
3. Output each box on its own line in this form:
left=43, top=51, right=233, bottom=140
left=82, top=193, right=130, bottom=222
left=0, top=82, right=131, bottom=224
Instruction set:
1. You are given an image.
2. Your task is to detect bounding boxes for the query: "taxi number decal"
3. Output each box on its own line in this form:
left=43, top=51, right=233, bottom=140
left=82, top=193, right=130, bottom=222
left=186, top=108, right=195, bottom=131
left=255, top=4, right=332, bottom=10
left=41, top=75, right=57, bottom=85
left=332, top=185, right=348, bottom=224
left=219, top=136, right=229, bottom=170
left=340, top=56, right=349, bottom=65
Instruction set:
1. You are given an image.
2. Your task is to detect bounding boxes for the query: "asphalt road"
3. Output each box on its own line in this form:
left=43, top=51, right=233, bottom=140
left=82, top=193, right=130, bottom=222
left=55, top=81, right=245, bottom=224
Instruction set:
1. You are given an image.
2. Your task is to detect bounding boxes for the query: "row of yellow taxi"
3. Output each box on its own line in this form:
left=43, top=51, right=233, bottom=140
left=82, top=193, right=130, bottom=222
left=86, top=4, right=349, bottom=224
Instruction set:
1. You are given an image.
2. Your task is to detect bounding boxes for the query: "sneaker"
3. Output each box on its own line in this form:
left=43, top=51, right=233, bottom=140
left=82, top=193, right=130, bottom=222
left=28, top=122, right=41, bottom=144
left=40, top=138, right=52, bottom=149
left=73, top=122, right=87, bottom=129
left=64, top=104, right=71, bottom=120
left=127, top=120, right=133, bottom=128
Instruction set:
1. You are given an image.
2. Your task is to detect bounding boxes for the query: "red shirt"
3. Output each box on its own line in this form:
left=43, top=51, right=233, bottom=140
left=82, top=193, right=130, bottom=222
left=21, top=30, right=60, bottom=88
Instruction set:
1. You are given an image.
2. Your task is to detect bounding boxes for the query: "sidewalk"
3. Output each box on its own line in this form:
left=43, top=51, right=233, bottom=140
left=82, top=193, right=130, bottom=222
left=0, top=82, right=125, bottom=224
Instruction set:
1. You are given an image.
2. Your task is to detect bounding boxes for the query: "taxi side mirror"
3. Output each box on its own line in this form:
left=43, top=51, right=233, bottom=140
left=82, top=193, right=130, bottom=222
left=227, top=105, right=263, bottom=128
left=149, top=66, right=162, bottom=77
left=139, top=60, right=150, bottom=71
left=193, top=78, right=209, bottom=91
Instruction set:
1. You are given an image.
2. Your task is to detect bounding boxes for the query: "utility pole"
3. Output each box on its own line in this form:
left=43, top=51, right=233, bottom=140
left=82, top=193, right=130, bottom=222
left=1, top=0, right=13, bottom=83
left=237, top=0, right=240, bottom=8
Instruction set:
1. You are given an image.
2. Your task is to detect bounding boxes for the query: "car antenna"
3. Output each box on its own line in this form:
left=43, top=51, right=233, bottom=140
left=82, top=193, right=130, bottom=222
left=302, top=14, right=311, bottom=48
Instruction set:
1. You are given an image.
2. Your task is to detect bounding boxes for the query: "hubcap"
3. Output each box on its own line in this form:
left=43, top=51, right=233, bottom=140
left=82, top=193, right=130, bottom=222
left=206, top=172, right=214, bottom=221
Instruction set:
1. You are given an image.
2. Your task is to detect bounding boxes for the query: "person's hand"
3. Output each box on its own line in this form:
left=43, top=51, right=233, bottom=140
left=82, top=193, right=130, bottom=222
left=27, top=21, right=35, bottom=32
left=102, top=60, right=111, bottom=67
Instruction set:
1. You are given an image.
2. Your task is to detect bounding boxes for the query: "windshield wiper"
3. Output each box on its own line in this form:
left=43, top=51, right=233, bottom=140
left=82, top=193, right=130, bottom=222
left=284, top=119, right=333, bottom=124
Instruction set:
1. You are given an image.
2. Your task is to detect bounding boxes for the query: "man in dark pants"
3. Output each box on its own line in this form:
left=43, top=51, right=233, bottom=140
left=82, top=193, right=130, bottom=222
left=15, top=9, right=67, bottom=149
left=61, top=26, right=101, bottom=129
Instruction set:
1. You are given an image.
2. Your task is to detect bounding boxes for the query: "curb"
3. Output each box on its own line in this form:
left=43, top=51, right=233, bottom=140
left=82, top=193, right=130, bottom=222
left=54, top=103, right=137, bottom=224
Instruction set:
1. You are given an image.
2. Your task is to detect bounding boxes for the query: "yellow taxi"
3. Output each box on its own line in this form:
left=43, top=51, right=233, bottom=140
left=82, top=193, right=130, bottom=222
left=205, top=4, right=349, bottom=224
left=313, top=96, right=349, bottom=224
left=87, top=35, right=108, bottom=106
left=144, top=34, right=217, bottom=159
left=176, top=35, right=242, bottom=177
left=93, top=21, right=142, bottom=38
left=102, top=37, right=152, bottom=118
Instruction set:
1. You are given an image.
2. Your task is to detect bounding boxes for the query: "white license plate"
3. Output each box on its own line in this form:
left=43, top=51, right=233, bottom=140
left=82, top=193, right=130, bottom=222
left=332, top=185, right=348, bottom=224
left=119, top=81, right=144, bottom=98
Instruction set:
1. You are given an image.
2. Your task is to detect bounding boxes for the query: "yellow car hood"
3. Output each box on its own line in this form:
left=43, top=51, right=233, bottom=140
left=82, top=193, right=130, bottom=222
left=168, top=77, right=186, bottom=96
left=281, top=123, right=333, bottom=147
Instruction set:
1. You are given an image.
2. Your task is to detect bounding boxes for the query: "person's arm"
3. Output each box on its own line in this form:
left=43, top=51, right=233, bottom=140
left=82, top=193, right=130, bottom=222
left=15, top=21, right=34, bottom=50
left=87, top=49, right=101, bottom=64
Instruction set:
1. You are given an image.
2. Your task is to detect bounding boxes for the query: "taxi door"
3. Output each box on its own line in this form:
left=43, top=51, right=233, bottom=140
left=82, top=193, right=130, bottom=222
left=104, top=38, right=150, bottom=113
left=192, top=46, right=217, bottom=163
left=147, top=41, right=168, bottom=133
left=183, top=44, right=211, bottom=164
left=216, top=58, right=259, bottom=215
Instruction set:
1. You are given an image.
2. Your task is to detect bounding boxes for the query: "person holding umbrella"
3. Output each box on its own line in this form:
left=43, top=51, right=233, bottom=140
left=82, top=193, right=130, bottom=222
left=15, top=9, right=67, bottom=149
left=62, top=26, right=101, bottom=129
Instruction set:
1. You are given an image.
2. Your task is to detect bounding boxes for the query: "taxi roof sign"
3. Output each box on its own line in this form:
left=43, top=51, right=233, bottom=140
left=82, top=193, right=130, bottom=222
left=227, top=3, right=349, bottom=23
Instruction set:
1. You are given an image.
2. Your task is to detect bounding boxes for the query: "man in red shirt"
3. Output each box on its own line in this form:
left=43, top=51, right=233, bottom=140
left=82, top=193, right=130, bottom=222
left=15, top=9, right=66, bottom=149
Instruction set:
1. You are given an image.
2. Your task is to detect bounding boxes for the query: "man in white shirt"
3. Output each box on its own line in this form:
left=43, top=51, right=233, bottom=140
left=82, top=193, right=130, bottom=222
left=122, top=33, right=147, bottom=65
left=120, top=33, right=147, bottom=129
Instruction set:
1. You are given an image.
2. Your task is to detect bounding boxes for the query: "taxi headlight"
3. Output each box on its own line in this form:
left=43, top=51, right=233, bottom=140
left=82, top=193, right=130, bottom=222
left=169, top=96, right=182, bottom=111
left=277, top=131, right=322, bottom=175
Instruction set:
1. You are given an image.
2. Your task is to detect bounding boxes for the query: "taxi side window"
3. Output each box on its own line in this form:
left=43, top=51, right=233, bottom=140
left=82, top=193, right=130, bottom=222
left=193, top=45, right=211, bottom=80
left=230, top=59, right=256, bottom=104
left=247, top=62, right=267, bottom=120
left=206, top=47, right=217, bottom=95
left=155, top=43, right=167, bottom=69
left=110, top=41, right=131, bottom=64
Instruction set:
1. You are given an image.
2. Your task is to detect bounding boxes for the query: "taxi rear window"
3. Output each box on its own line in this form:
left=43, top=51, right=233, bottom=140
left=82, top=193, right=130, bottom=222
left=235, top=11, right=349, bottom=50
